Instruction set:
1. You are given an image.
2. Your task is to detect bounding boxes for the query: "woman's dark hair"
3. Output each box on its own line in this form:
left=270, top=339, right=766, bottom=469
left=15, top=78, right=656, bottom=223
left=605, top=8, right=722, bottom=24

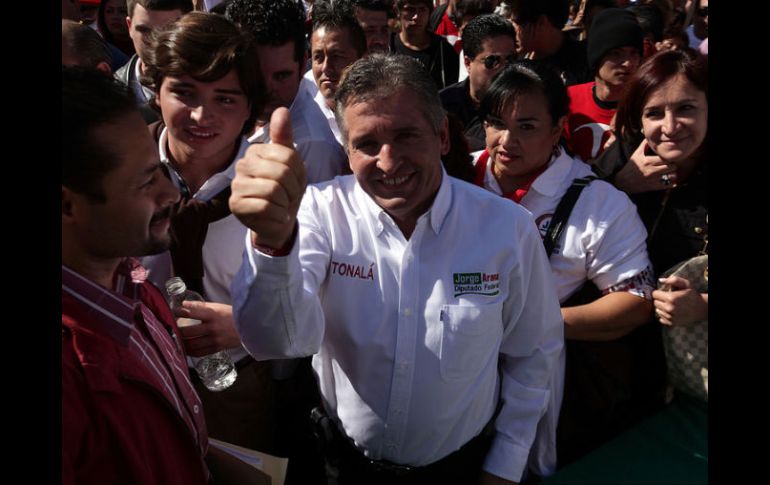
left=479, top=59, right=569, bottom=127
left=142, top=11, right=266, bottom=136
left=615, top=49, right=708, bottom=139
left=97, top=0, right=133, bottom=55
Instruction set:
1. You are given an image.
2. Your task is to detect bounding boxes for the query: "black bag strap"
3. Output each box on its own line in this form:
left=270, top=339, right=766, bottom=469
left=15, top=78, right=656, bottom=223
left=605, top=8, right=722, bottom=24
left=543, top=176, right=597, bottom=258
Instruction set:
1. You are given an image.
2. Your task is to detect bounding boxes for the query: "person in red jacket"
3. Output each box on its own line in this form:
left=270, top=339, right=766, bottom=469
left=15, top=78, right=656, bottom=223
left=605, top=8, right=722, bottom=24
left=62, top=66, right=209, bottom=485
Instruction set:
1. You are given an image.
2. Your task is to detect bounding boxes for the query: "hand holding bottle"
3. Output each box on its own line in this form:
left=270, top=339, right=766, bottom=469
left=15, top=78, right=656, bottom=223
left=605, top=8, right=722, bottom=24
left=175, top=301, right=242, bottom=357
left=165, top=277, right=238, bottom=391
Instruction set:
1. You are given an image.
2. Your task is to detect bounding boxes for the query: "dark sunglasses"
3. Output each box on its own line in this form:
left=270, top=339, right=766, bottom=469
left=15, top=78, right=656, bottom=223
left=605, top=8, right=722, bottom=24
left=481, top=54, right=516, bottom=70
left=697, top=6, right=708, bottom=17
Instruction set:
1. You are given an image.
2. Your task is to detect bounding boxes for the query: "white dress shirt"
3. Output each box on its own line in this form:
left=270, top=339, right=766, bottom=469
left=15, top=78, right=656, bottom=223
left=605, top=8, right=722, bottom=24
left=249, top=76, right=348, bottom=183
left=230, top=170, right=564, bottom=482
left=473, top=148, right=653, bottom=475
left=301, top=69, right=344, bottom=145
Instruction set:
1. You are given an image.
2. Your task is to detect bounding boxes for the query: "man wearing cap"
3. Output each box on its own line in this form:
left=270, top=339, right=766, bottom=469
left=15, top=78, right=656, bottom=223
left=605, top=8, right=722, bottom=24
left=563, top=8, right=643, bottom=163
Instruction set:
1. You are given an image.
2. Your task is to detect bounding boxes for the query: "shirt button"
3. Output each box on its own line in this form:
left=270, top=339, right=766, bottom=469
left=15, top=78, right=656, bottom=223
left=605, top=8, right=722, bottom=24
left=403, top=308, right=412, bottom=316
left=694, top=227, right=704, bottom=234
left=193, top=405, right=199, bottom=414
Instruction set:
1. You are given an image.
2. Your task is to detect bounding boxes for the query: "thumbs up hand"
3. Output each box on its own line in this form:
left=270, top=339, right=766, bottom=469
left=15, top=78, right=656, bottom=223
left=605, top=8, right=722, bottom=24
left=230, top=107, right=307, bottom=251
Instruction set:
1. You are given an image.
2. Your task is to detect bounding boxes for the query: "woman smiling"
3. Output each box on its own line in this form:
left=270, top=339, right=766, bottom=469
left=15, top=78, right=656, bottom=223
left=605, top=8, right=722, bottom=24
left=473, top=60, right=664, bottom=469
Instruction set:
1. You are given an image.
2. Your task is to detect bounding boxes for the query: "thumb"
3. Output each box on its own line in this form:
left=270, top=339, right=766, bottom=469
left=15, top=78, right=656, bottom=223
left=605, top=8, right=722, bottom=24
left=269, top=107, right=295, bottom=148
left=658, top=275, right=692, bottom=291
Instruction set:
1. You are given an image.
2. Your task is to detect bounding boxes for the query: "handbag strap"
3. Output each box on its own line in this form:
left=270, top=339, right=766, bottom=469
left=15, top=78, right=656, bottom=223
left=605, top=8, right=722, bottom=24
left=543, top=176, right=597, bottom=258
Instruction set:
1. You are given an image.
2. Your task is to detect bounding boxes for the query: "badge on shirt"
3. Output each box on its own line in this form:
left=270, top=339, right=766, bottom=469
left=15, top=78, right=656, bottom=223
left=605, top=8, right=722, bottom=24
left=453, top=272, right=500, bottom=297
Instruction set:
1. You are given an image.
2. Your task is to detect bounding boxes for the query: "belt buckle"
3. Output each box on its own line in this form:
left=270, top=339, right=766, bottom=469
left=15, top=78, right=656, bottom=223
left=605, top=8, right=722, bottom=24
left=367, top=459, right=414, bottom=476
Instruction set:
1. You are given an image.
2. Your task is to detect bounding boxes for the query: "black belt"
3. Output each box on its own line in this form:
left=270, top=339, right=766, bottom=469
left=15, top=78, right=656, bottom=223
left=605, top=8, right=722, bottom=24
left=323, top=413, right=493, bottom=480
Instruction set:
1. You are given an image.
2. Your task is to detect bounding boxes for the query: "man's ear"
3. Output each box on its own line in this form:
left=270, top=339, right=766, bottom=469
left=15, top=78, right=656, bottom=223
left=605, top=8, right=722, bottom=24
left=62, top=186, right=76, bottom=222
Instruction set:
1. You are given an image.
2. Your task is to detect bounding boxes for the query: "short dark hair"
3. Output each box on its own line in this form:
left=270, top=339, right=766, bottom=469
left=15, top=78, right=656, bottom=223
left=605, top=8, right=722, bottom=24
left=225, top=0, right=307, bottom=63
left=312, top=0, right=367, bottom=57
left=627, top=4, right=665, bottom=42
left=454, top=0, right=496, bottom=24
left=62, top=19, right=113, bottom=68
left=508, top=0, right=570, bottom=29
left=127, top=0, right=193, bottom=19
left=334, top=53, right=445, bottom=144
left=616, top=49, right=708, bottom=140
left=395, top=0, right=433, bottom=12
left=142, top=12, right=266, bottom=136
left=62, top=66, right=138, bottom=201
left=349, top=0, right=392, bottom=13
left=462, top=14, right=516, bottom=60
left=480, top=59, right=569, bottom=127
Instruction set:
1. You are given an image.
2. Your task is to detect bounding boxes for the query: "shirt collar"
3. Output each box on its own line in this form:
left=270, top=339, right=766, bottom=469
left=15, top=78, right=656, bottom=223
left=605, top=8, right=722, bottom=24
left=529, top=148, right=573, bottom=198
left=354, top=165, right=450, bottom=237
left=133, top=58, right=154, bottom=102
left=481, top=148, right=573, bottom=199
left=61, top=259, right=148, bottom=344
left=158, top=126, right=246, bottom=201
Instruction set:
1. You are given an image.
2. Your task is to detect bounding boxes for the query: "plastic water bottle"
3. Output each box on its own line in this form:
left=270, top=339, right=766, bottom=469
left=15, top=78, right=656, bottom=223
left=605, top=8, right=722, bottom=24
left=165, top=277, right=237, bottom=392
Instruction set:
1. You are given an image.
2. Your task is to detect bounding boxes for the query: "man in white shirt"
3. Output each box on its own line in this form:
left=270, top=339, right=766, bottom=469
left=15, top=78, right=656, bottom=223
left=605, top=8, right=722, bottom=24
left=229, top=53, right=564, bottom=485
left=225, top=0, right=349, bottom=184
left=304, top=0, right=367, bottom=146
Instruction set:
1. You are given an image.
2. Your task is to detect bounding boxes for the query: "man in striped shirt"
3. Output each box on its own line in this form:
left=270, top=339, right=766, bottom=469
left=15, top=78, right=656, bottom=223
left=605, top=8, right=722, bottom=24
left=62, top=66, right=208, bottom=485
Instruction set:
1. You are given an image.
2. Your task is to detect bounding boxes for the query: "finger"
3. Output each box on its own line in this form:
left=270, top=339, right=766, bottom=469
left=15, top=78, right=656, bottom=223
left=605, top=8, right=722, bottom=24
left=658, top=276, right=692, bottom=291
left=653, top=296, right=674, bottom=311
left=178, top=325, right=208, bottom=340
left=181, top=300, right=213, bottom=319
left=231, top=176, right=292, bottom=209
left=657, top=313, right=673, bottom=326
left=236, top=147, right=305, bottom=202
left=655, top=307, right=672, bottom=324
left=269, top=107, right=295, bottom=148
left=230, top=195, right=296, bottom=225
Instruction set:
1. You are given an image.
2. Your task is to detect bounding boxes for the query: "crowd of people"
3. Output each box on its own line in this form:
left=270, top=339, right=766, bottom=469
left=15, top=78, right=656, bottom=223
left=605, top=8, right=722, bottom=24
left=62, top=1, right=708, bottom=484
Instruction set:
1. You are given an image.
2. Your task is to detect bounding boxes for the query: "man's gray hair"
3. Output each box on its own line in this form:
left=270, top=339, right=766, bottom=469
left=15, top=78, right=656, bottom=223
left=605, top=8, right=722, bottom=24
left=333, top=54, right=446, bottom=145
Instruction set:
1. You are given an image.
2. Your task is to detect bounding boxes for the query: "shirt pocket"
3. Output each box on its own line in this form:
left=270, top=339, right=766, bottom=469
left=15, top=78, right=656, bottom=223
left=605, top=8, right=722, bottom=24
left=439, top=302, right=503, bottom=381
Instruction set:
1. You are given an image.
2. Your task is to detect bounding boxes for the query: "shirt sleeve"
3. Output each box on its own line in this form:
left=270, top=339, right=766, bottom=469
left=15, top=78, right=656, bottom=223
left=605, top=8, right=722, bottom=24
left=483, top=215, right=565, bottom=482
left=580, top=182, right=652, bottom=293
left=230, top=189, right=332, bottom=360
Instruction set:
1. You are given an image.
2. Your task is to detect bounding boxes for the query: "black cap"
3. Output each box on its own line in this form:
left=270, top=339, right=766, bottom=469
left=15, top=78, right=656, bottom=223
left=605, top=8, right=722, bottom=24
left=587, top=8, right=644, bottom=75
